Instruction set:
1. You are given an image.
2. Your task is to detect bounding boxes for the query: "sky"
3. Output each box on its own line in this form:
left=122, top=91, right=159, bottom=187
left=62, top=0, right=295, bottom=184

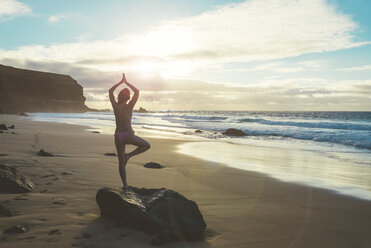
left=0, top=0, right=370, bottom=111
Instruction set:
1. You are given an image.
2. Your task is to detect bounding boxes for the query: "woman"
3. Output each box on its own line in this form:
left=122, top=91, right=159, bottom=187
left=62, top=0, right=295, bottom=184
left=109, top=73, right=151, bottom=190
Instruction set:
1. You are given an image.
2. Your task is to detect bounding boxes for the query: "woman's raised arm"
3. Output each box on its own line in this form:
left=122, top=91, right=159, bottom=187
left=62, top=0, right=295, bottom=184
left=109, top=73, right=125, bottom=107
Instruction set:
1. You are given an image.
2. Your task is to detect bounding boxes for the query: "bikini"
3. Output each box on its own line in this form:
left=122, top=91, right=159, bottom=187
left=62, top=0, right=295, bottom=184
left=115, top=130, right=134, bottom=143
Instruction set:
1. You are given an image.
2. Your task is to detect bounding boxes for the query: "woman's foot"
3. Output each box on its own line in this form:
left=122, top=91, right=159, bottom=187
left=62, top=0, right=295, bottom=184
left=122, top=184, right=128, bottom=191
left=125, top=153, right=130, bottom=163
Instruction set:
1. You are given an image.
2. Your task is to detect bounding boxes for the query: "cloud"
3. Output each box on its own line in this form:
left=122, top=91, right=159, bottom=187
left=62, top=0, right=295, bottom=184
left=0, top=0, right=370, bottom=111
left=48, top=14, right=67, bottom=23
left=337, top=65, right=371, bottom=71
left=0, top=0, right=367, bottom=77
left=0, top=0, right=31, bottom=22
left=245, top=62, right=303, bottom=73
left=83, top=76, right=371, bottom=111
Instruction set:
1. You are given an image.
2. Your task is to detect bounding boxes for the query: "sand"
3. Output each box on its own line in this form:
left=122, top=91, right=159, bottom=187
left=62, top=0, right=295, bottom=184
left=0, top=114, right=370, bottom=248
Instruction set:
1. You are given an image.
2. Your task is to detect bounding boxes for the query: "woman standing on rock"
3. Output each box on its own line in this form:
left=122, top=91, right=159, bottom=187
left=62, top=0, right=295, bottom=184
left=109, top=73, right=151, bottom=190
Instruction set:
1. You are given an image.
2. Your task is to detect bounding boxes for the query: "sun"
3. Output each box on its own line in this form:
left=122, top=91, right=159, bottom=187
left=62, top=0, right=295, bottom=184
left=130, top=61, right=159, bottom=76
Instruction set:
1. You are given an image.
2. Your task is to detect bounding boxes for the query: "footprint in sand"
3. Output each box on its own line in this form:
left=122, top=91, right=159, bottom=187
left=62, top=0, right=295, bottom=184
left=40, top=174, right=56, bottom=178
left=53, top=200, right=66, bottom=205
left=16, top=236, right=36, bottom=241
left=61, top=172, right=73, bottom=176
left=14, top=196, right=28, bottom=200
left=48, top=229, right=61, bottom=235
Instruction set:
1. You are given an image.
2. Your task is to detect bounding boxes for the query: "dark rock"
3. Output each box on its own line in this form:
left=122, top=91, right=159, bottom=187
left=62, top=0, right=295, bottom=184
left=0, top=64, right=92, bottom=114
left=37, top=149, right=55, bottom=157
left=104, top=153, right=117, bottom=156
left=3, top=225, right=27, bottom=234
left=222, top=128, right=247, bottom=136
left=48, top=229, right=61, bottom=235
left=0, top=124, right=7, bottom=130
left=143, top=162, right=164, bottom=169
left=0, top=164, right=35, bottom=193
left=134, top=107, right=147, bottom=113
left=0, top=154, right=7, bottom=156
left=91, top=131, right=100, bottom=133
left=18, top=112, right=28, bottom=116
left=8, top=125, right=15, bottom=129
left=0, top=131, right=3, bottom=133
left=195, top=129, right=202, bottom=133
left=96, top=186, right=206, bottom=244
left=0, top=203, right=12, bottom=217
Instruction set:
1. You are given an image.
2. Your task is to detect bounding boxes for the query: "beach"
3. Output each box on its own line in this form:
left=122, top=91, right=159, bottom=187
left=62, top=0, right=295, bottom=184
left=1, top=114, right=371, bottom=248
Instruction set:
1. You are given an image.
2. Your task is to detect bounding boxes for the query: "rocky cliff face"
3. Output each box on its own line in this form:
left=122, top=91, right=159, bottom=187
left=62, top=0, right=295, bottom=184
left=0, top=64, right=90, bottom=113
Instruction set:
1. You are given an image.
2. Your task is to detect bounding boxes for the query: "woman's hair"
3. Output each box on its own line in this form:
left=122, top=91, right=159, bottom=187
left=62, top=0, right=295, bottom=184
left=118, top=88, right=130, bottom=104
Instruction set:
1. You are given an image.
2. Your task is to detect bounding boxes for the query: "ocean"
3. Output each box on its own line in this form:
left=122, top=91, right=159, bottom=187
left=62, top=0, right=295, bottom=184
left=27, top=111, right=371, bottom=200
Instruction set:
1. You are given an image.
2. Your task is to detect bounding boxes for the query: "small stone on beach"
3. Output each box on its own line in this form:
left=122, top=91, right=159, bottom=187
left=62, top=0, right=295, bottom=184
left=0, top=124, right=7, bottom=130
left=3, top=225, right=27, bottom=234
left=0, top=203, right=12, bottom=217
left=0, top=164, right=35, bottom=193
left=37, top=149, right=55, bottom=157
left=104, top=153, right=117, bottom=156
left=144, top=162, right=164, bottom=169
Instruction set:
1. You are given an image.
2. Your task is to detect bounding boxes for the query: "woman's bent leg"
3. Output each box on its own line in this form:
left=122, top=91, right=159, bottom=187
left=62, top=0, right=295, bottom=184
left=114, top=135, right=128, bottom=189
left=126, top=135, right=151, bottom=159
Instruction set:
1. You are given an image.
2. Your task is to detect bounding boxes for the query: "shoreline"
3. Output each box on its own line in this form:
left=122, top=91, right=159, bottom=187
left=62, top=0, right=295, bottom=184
left=177, top=141, right=371, bottom=201
left=24, top=112, right=371, bottom=202
left=1, top=114, right=371, bottom=247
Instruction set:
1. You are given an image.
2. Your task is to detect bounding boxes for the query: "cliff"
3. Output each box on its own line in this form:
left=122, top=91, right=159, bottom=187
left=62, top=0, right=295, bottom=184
left=0, top=64, right=91, bottom=113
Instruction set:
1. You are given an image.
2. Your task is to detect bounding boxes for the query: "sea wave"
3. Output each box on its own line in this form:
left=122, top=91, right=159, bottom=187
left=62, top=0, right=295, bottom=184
left=238, top=118, right=371, bottom=131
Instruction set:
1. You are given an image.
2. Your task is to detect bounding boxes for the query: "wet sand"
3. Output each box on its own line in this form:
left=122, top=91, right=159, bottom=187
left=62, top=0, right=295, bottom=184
left=0, top=114, right=370, bottom=248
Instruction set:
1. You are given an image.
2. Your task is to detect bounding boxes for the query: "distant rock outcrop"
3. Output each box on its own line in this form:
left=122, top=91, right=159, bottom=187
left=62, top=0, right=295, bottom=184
left=96, top=186, right=206, bottom=245
left=0, top=64, right=91, bottom=113
left=222, top=128, right=247, bottom=136
left=134, top=107, right=148, bottom=113
left=0, top=164, right=35, bottom=193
